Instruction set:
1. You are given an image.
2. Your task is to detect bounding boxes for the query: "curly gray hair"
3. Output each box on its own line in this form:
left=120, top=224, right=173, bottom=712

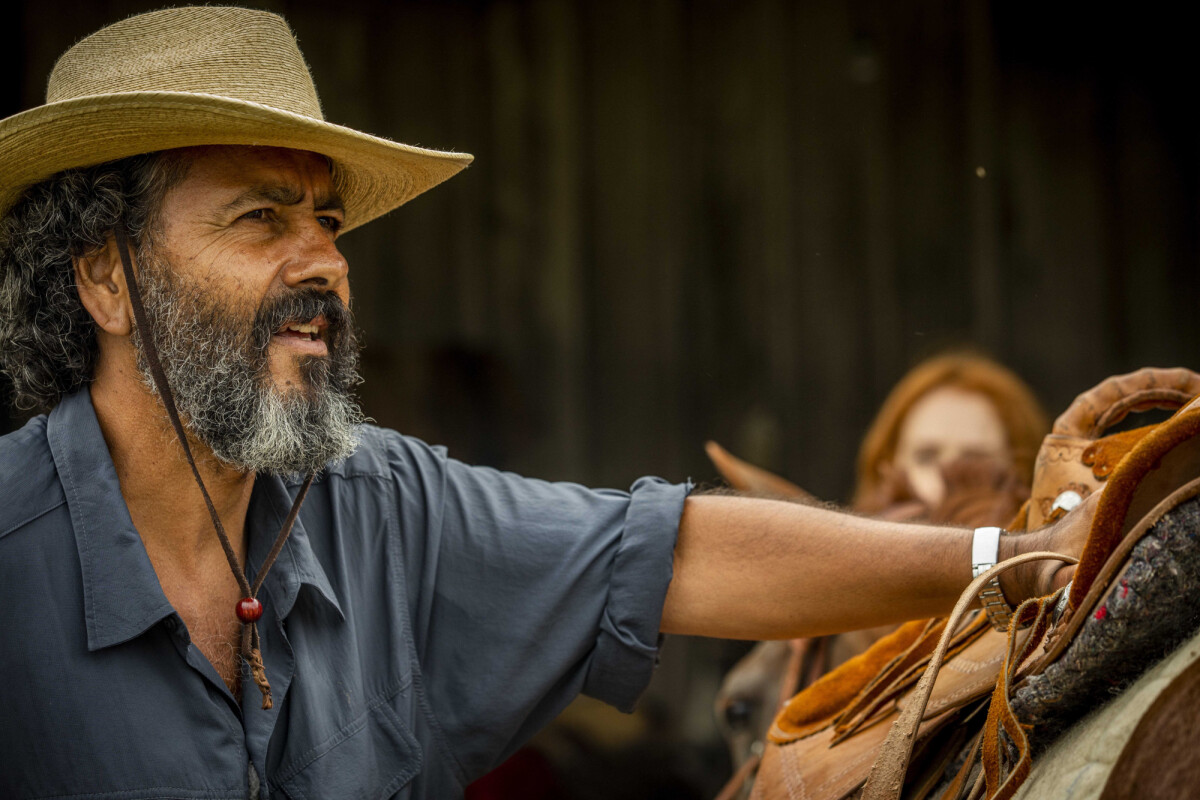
left=0, top=152, right=191, bottom=411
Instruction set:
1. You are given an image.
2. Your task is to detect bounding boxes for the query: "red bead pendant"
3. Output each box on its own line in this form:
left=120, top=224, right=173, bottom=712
left=236, top=597, right=264, bottom=623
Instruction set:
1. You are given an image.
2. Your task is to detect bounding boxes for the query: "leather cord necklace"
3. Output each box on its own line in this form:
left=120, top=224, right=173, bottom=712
left=114, top=224, right=314, bottom=709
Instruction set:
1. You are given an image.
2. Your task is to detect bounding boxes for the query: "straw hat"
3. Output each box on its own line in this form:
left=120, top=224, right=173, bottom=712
left=0, top=6, right=473, bottom=232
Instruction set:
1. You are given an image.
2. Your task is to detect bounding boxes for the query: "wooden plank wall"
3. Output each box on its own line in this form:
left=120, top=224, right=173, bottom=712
left=5, top=0, right=1200, bottom=770
left=6, top=0, right=1199, bottom=501
left=8, top=0, right=1199, bottom=503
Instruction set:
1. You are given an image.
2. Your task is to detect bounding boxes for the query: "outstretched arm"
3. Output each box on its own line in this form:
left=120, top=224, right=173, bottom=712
left=661, top=493, right=1093, bottom=639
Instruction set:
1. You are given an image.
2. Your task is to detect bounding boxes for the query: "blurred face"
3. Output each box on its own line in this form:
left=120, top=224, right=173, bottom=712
left=892, top=386, right=1010, bottom=507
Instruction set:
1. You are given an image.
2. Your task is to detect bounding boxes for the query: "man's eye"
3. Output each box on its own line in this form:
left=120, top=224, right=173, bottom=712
left=318, top=215, right=342, bottom=232
left=240, top=208, right=269, bottom=221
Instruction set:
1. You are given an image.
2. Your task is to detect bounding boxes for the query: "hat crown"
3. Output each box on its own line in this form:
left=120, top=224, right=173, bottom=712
left=46, top=6, right=324, bottom=120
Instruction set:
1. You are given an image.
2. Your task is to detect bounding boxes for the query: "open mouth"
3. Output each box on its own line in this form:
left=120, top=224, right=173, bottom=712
left=273, top=315, right=329, bottom=351
left=276, top=316, right=325, bottom=339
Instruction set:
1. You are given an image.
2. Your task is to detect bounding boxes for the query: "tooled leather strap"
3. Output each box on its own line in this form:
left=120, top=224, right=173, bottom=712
left=860, top=551, right=1077, bottom=800
left=114, top=224, right=314, bottom=709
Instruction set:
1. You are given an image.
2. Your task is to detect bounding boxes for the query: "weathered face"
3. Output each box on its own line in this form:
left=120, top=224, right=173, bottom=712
left=892, top=386, right=1011, bottom=507
left=154, top=145, right=350, bottom=393
left=133, top=145, right=362, bottom=474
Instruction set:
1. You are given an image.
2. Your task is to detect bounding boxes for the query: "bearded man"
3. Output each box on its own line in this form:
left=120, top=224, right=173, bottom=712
left=0, top=7, right=1091, bottom=800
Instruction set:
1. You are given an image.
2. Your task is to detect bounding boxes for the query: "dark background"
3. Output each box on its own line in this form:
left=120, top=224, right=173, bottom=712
left=5, top=0, right=1199, bottom=794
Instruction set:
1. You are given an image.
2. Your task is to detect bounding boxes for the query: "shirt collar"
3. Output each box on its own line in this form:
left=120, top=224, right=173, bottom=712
left=48, top=388, right=343, bottom=653
left=48, top=389, right=175, bottom=652
left=246, top=473, right=344, bottom=624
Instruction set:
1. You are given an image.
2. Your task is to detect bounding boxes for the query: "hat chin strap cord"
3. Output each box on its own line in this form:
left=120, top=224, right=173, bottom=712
left=114, top=224, right=314, bottom=709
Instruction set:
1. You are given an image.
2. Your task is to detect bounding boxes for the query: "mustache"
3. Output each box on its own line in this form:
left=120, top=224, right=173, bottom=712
left=251, top=288, right=352, bottom=353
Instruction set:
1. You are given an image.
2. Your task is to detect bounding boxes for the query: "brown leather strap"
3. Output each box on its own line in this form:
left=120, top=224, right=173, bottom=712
left=832, top=619, right=942, bottom=738
left=114, top=225, right=314, bottom=708
left=769, top=618, right=932, bottom=743
left=860, top=551, right=1076, bottom=800
left=979, top=591, right=1060, bottom=799
left=777, top=638, right=808, bottom=710
left=833, top=615, right=988, bottom=744
left=803, top=637, right=831, bottom=689
left=114, top=226, right=251, bottom=598
left=942, top=729, right=984, bottom=800
left=965, top=771, right=987, bottom=800
left=713, top=751, right=762, bottom=800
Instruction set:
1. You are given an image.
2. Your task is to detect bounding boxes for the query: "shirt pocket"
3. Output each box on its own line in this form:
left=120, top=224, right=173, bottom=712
left=273, top=695, right=422, bottom=800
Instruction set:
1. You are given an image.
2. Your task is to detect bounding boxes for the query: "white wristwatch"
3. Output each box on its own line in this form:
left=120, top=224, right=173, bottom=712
left=972, top=526, right=1015, bottom=631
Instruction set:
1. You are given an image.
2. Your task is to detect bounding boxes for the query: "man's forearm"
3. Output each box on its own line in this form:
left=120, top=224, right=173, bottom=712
left=660, top=494, right=1061, bottom=639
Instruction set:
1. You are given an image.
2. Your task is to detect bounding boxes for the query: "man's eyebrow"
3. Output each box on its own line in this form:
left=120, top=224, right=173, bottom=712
left=220, top=184, right=302, bottom=214
left=314, top=191, right=345, bottom=214
left=218, top=184, right=344, bottom=215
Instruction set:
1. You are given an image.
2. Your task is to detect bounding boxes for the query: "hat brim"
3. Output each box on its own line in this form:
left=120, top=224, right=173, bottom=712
left=0, top=91, right=474, bottom=233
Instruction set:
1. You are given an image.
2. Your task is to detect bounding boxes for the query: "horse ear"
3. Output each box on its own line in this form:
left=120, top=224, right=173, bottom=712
left=705, top=441, right=816, bottom=502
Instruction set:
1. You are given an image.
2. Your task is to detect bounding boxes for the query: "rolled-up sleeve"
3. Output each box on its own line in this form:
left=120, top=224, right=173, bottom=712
left=386, top=434, right=690, bottom=780
left=583, top=476, right=688, bottom=711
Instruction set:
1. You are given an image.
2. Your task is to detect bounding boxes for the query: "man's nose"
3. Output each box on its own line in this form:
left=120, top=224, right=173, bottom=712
left=280, top=219, right=349, bottom=290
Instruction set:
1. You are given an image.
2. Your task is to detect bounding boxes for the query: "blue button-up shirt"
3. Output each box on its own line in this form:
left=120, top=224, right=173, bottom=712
left=0, top=389, right=687, bottom=799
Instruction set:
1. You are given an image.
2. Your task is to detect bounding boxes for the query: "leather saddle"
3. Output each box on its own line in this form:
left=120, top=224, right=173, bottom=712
left=750, top=367, right=1200, bottom=800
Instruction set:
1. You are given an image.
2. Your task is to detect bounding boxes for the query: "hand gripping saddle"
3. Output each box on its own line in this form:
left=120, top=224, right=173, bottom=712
left=750, top=367, right=1200, bottom=800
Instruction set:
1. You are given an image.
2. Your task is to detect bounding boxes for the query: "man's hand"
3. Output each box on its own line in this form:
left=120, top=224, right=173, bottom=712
left=998, top=490, right=1099, bottom=604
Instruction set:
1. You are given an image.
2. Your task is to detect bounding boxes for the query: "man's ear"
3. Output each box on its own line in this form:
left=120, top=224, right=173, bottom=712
left=73, top=234, right=133, bottom=337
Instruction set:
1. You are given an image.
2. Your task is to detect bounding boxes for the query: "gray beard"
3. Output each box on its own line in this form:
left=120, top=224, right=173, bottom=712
left=130, top=253, right=364, bottom=476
